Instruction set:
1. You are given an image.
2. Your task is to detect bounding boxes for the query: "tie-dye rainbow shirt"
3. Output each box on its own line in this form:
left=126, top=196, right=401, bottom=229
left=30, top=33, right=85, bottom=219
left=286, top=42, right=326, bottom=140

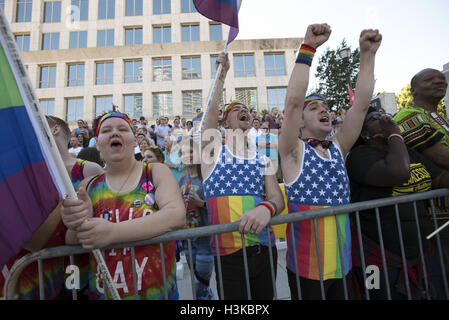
left=87, top=163, right=178, bottom=300
left=0, top=159, right=88, bottom=299
left=284, top=141, right=352, bottom=281
left=203, top=145, right=276, bottom=256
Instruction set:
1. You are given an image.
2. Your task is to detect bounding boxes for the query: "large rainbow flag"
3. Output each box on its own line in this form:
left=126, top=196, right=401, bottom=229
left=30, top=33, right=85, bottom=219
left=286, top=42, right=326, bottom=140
left=193, top=0, right=240, bottom=44
left=0, top=9, right=69, bottom=269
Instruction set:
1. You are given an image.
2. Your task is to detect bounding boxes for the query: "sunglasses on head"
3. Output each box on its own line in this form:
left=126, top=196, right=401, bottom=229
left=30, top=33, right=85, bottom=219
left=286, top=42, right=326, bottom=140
left=363, top=112, right=392, bottom=126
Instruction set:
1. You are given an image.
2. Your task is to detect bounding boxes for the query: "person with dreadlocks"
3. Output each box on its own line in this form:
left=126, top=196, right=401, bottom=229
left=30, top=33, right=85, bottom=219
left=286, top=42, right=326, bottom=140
left=278, top=24, right=382, bottom=300
left=200, top=52, right=285, bottom=300
left=61, top=111, right=185, bottom=300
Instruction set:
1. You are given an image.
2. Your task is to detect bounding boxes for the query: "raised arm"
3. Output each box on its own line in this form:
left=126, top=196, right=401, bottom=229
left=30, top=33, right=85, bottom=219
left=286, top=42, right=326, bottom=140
left=202, top=52, right=230, bottom=138
left=279, top=24, right=332, bottom=158
left=336, top=29, right=382, bottom=157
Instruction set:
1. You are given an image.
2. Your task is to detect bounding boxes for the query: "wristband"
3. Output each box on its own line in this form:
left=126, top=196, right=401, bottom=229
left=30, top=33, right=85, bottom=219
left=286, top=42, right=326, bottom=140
left=295, top=44, right=316, bottom=66
left=257, top=201, right=278, bottom=217
left=388, top=134, right=404, bottom=142
left=218, top=75, right=225, bottom=83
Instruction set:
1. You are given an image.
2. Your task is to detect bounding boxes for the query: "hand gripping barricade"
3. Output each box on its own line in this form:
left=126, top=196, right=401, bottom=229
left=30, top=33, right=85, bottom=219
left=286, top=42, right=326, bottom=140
left=3, top=189, right=449, bottom=300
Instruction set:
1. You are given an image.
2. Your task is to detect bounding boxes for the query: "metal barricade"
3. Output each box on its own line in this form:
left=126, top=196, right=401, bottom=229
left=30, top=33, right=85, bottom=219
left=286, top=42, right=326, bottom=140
left=4, top=189, right=449, bottom=300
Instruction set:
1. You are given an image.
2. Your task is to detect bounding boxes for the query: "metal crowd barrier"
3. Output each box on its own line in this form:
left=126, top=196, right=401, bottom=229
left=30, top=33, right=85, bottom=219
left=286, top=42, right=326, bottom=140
left=3, top=189, right=449, bottom=300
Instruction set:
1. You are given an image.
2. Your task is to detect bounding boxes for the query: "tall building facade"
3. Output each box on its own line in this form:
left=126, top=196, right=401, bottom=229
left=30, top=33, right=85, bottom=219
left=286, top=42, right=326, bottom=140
left=1, top=0, right=301, bottom=124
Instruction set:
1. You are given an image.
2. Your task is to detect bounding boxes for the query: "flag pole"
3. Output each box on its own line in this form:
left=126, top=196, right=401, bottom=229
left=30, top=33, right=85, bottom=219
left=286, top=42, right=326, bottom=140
left=199, top=0, right=242, bottom=135
left=0, top=10, right=121, bottom=300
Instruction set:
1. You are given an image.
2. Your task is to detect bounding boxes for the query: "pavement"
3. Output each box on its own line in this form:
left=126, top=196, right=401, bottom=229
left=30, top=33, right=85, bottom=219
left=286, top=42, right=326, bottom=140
left=176, top=239, right=291, bottom=300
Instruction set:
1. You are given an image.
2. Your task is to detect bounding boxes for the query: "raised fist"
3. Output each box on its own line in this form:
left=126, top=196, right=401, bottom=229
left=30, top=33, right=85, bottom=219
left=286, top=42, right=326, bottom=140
left=216, top=52, right=230, bottom=76
left=359, top=29, right=382, bottom=54
left=304, top=23, right=332, bottom=49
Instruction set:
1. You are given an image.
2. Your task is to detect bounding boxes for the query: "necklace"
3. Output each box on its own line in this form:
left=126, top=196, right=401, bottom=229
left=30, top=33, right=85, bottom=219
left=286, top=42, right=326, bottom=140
left=106, top=160, right=139, bottom=194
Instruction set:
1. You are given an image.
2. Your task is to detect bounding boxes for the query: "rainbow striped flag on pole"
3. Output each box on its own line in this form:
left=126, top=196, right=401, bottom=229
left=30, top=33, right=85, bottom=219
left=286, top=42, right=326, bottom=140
left=0, top=9, right=72, bottom=269
left=193, top=0, right=241, bottom=44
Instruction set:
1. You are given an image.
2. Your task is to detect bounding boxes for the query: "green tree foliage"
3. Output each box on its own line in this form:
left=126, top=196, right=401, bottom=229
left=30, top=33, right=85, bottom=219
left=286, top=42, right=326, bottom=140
left=396, top=84, right=447, bottom=116
left=314, top=39, right=360, bottom=112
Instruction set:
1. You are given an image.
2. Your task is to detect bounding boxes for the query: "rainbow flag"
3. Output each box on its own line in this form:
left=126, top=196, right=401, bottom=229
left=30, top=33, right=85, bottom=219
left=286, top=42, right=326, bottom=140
left=0, top=11, right=68, bottom=269
left=193, top=0, right=240, bottom=44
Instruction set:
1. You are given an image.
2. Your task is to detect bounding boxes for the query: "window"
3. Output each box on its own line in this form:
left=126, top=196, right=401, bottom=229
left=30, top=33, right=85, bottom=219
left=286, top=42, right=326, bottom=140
left=96, top=61, right=113, bottom=85
left=0, top=0, right=4, bottom=11
left=153, top=57, right=172, bottom=81
left=43, top=1, right=61, bottom=23
left=126, top=0, right=142, bottom=16
left=71, top=0, right=89, bottom=21
left=69, top=31, right=87, bottom=48
left=124, top=59, right=142, bottom=83
left=235, top=88, right=257, bottom=110
left=153, top=92, right=172, bottom=117
left=181, top=0, right=196, bottom=13
left=95, top=96, right=113, bottom=117
left=124, top=94, right=142, bottom=119
left=66, top=98, right=84, bottom=122
left=264, top=53, right=286, bottom=76
left=234, top=54, right=255, bottom=77
left=42, top=33, right=59, bottom=50
left=125, top=27, right=142, bottom=45
left=40, top=99, right=55, bottom=115
left=39, top=65, right=56, bottom=88
left=210, top=55, right=220, bottom=78
left=209, top=24, right=222, bottom=41
left=98, top=0, right=114, bottom=19
left=67, top=63, right=85, bottom=87
left=182, top=56, right=201, bottom=80
left=182, top=91, right=202, bottom=116
left=97, top=29, right=114, bottom=47
left=267, top=87, right=287, bottom=111
left=15, top=34, right=30, bottom=52
left=181, top=24, right=199, bottom=42
left=16, top=0, right=33, bottom=23
left=153, top=25, right=171, bottom=43
left=153, top=0, right=170, bottom=14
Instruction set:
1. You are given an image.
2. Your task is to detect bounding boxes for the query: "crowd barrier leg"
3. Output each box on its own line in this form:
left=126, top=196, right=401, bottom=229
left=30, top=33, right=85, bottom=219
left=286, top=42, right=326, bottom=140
left=266, top=227, right=278, bottom=300
left=354, top=211, right=370, bottom=300
left=312, top=218, right=326, bottom=300
left=335, top=214, right=349, bottom=300
left=429, top=201, right=449, bottom=299
left=412, top=201, right=430, bottom=300
left=240, top=233, right=251, bottom=300
left=394, top=204, right=412, bottom=300
left=375, top=208, right=392, bottom=300
left=214, top=234, right=224, bottom=300
left=288, top=223, right=302, bottom=300
left=186, top=239, right=196, bottom=300
left=130, top=247, right=139, bottom=300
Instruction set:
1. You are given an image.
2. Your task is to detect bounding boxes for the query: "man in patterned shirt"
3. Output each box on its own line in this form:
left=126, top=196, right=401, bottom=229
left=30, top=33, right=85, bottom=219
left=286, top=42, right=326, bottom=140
left=200, top=52, right=285, bottom=300
left=279, top=24, right=382, bottom=299
left=393, top=69, right=449, bottom=170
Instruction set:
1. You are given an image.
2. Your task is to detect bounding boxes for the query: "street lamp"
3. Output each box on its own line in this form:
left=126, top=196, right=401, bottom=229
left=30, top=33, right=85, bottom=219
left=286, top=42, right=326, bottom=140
left=338, top=47, right=352, bottom=109
left=338, top=47, right=351, bottom=85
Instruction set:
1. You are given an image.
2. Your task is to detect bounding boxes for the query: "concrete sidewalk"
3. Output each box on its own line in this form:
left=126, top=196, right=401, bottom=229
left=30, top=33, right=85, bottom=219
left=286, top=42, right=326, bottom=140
left=176, top=240, right=291, bottom=300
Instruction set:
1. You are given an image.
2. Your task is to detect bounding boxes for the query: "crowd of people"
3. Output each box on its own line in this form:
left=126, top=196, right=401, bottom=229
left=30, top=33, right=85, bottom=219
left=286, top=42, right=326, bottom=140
left=2, top=23, right=449, bottom=301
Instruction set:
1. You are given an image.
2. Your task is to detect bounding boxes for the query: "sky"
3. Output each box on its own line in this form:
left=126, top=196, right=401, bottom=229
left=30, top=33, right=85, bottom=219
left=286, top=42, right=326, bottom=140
left=233, top=0, right=449, bottom=95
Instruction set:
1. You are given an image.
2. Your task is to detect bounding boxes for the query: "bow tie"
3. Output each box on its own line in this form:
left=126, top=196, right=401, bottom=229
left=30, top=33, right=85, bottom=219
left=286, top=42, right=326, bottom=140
left=305, top=138, right=333, bottom=149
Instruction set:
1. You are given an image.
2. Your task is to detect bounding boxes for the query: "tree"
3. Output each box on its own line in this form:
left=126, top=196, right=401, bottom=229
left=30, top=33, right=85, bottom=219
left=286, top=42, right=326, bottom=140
left=396, top=84, right=447, bottom=117
left=314, top=39, right=360, bottom=112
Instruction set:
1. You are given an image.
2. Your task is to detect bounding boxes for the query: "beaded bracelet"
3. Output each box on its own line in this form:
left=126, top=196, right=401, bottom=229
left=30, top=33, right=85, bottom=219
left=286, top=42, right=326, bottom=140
left=296, top=44, right=316, bottom=66
left=257, top=201, right=278, bottom=217
left=388, top=134, right=404, bottom=142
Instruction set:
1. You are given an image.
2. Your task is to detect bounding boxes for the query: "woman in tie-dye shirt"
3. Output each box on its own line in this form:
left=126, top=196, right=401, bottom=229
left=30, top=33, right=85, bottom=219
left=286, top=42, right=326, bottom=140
left=61, top=112, right=185, bottom=300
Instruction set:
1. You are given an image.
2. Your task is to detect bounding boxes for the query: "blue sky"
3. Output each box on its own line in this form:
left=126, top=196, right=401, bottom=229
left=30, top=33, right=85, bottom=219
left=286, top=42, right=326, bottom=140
left=235, top=0, right=449, bottom=94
